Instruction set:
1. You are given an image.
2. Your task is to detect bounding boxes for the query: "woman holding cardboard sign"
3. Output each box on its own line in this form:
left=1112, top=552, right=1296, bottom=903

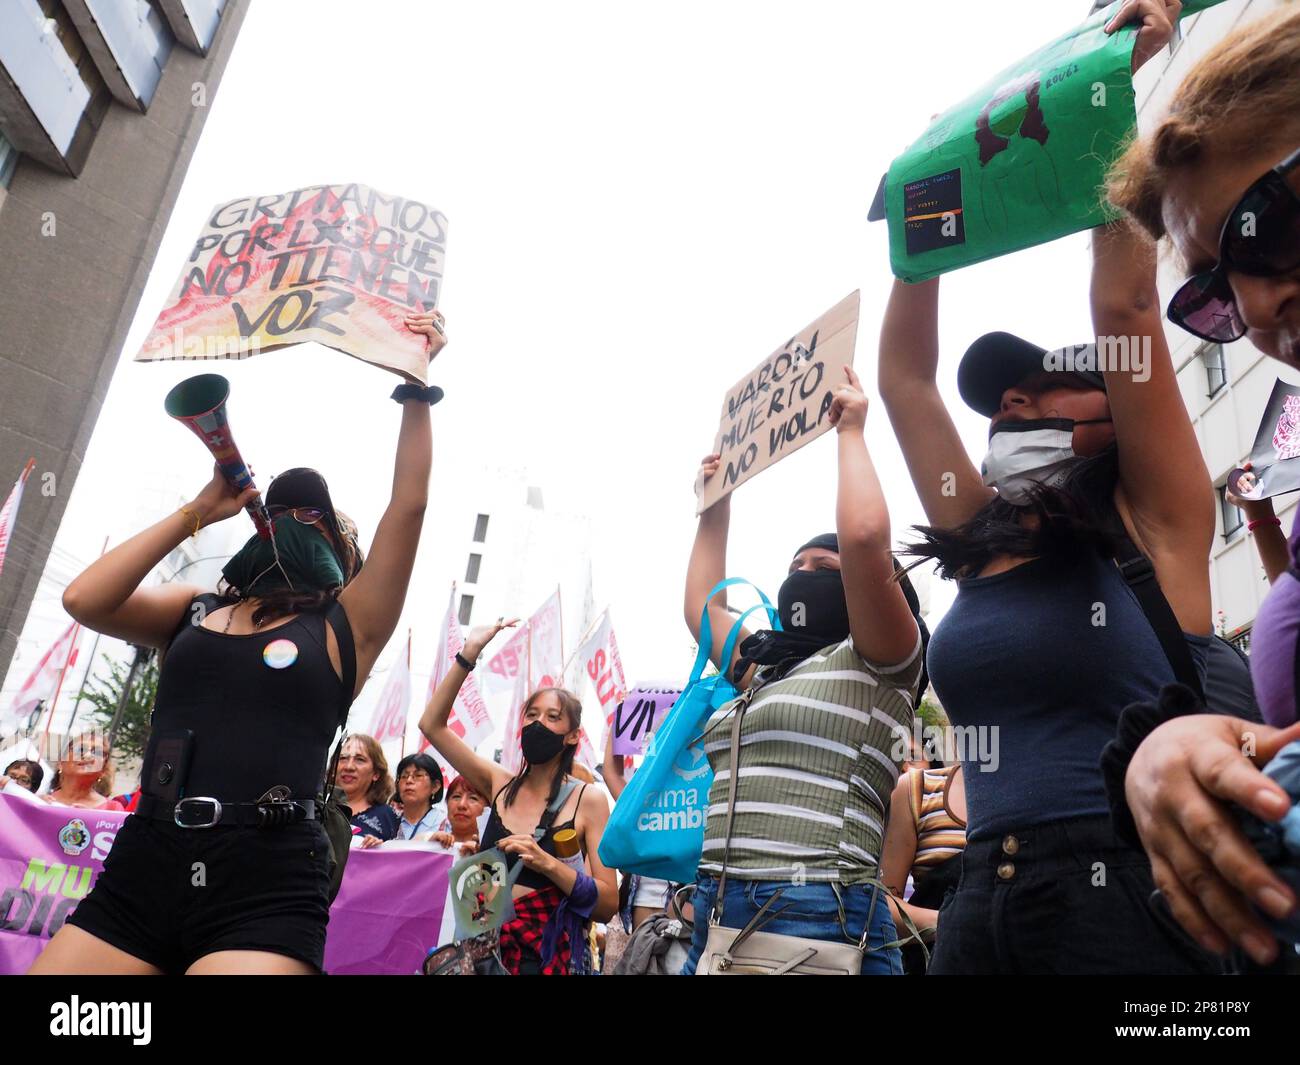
left=29, top=310, right=447, bottom=976
left=681, top=364, right=929, bottom=975
left=877, top=0, right=1222, bottom=976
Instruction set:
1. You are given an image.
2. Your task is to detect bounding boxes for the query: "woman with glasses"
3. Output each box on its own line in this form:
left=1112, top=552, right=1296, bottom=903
left=393, top=752, right=447, bottom=840
left=28, top=310, right=448, bottom=976
left=876, top=0, right=1220, bottom=974
left=1102, top=4, right=1300, bottom=970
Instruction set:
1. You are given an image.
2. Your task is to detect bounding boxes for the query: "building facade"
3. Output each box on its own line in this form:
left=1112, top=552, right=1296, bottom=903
left=0, top=0, right=248, bottom=680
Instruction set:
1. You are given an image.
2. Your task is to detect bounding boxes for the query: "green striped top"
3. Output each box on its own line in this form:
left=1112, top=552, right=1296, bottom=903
left=699, top=635, right=923, bottom=884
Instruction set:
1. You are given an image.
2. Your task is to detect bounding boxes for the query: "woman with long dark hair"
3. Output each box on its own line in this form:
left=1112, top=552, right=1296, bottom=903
left=29, top=310, right=447, bottom=975
left=876, top=1, right=1221, bottom=975
left=1100, top=3, right=1300, bottom=967
left=420, top=626, right=618, bottom=974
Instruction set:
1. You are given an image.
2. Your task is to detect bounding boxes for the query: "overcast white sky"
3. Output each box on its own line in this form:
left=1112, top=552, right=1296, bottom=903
left=3, top=0, right=1103, bottom=733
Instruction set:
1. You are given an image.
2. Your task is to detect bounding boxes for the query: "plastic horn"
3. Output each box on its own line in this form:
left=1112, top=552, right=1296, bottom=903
left=164, top=374, right=272, bottom=539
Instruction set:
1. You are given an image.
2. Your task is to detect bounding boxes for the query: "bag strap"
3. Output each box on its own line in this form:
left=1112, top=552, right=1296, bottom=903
left=721, top=601, right=782, bottom=674
left=535, top=778, right=580, bottom=837
left=710, top=687, right=756, bottom=925
left=321, top=599, right=359, bottom=799
left=694, top=579, right=782, bottom=686
left=1112, top=534, right=1205, bottom=701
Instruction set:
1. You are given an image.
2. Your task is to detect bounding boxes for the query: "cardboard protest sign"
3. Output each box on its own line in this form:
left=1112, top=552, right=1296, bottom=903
left=1227, top=380, right=1300, bottom=502
left=613, top=687, right=681, bottom=756
left=136, top=183, right=446, bottom=382
left=696, top=291, right=860, bottom=514
left=869, top=0, right=1228, bottom=282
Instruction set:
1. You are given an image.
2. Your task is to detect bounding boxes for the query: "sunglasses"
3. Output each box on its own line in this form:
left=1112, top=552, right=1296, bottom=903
left=267, top=505, right=328, bottom=525
left=1167, top=146, right=1300, bottom=343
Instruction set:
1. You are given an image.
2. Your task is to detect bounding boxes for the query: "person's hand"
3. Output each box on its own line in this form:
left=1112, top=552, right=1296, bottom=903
left=1226, top=462, right=1276, bottom=521
left=694, top=452, right=728, bottom=507
left=359, top=833, right=384, bottom=849
left=1105, top=0, right=1182, bottom=74
left=828, top=366, right=868, bottom=435
left=1126, top=713, right=1300, bottom=963
left=462, top=617, right=521, bottom=662
left=430, top=831, right=456, bottom=848
left=404, top=310, right=447, bottom=361
left=498, top=833, right=556, bottom=878
left=188, top=463, right=260, bottom=528
left=457, top=841, right=478, bottom=858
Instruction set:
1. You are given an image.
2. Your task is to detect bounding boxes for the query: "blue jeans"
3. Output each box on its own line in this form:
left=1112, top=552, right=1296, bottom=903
left=680, top=875, right=903, bottom=975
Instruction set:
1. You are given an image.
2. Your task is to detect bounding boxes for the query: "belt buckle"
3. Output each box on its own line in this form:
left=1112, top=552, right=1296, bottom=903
left=174, top=797, right=222, bottom=829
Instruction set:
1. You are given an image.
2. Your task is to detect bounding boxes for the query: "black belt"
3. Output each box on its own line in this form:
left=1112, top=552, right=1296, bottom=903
left=136, top=794, right=319, bottom=829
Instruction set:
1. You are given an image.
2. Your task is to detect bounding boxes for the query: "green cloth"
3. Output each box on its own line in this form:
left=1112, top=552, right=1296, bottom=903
left=222, top=516, right=345, bottom=596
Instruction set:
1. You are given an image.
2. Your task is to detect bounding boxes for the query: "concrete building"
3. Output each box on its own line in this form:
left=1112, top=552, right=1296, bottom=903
left=0, top=0, right=249, bottom=681
left=1129, top=0, right=1297, bottom=652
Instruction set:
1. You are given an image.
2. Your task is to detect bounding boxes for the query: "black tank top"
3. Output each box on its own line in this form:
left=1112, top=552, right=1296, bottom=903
left=479, top=780, right=587, bottom=891
left=142, top=594, right=349, bottom=801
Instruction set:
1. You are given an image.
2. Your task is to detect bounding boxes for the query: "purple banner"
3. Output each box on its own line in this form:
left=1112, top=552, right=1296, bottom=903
left=323, top=842, right=454, bottom=975
left=0, top=792, right=125, bottom=974
left=613, top=687, right=682, bottom=755
left=0, top=793, right=454, bottom=975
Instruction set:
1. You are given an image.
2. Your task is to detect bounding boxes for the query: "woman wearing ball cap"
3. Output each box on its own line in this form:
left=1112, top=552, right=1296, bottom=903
left=30, top=310, right=448, bottom=975
left=877, top=0, right=1219, bottom=977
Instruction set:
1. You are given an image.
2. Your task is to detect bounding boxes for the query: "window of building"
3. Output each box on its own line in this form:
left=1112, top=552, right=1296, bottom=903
left=465, top=553, right=482, bottom=584
left=458, top=594, right=474, bottom=627
left=1202, top=343, right=1227, bottom=398
left=67, top=0, right=174, bottom=110
left=1219, top=483, right=1244, bottom=540
left=472, top=514, right=489, bottom=543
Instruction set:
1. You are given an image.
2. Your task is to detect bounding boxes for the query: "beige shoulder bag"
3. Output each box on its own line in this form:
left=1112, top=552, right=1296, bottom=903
left=695, top=692, right=925, bottom=976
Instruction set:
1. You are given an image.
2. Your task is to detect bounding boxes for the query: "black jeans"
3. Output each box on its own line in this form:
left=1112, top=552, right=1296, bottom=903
left=929, top=814, right=1222, bottom=975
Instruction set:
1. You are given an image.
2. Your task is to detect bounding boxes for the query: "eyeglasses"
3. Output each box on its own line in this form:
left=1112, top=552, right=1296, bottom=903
left=398, top=771, right=431, bottom=783
left=1167, top=146, right=1300, bottom=343
left=267, top=505, right=327, bottom=525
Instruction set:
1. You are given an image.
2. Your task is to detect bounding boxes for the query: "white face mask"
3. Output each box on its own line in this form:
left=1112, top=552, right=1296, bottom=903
left=980, top=417, right=1110, bottom=505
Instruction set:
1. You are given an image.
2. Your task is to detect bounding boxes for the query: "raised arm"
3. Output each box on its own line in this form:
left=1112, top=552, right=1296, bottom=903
left=878, top=278, right=992, bottom=529
left=339, top=312, right=443, bottom=682
left=831, top=366, right=921, bottom=666
left=417, top=619, right=518, bottom=800
left=1090, top=222, right=1213, bottom=634
left=684, top=456, right=749, bottom=680
left=1228, top=467, right=1289, bottom=585
left=62, top=464, right=255, bottom=648
left=601, top=719, right=627, bottom=801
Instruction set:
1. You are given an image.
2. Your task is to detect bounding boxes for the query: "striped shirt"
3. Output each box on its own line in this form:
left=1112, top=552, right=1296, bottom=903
left=908, top=765, right=966, bottom=883
left=699, top=635, right=923, bottom=884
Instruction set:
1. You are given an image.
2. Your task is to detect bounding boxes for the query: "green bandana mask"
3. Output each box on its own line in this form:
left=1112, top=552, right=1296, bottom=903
left=222, top=516, right=345, bottom=597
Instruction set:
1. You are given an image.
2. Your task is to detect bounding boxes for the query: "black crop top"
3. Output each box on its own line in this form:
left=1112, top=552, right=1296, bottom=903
left=140, top=594, right=350, bottom=801
left=479, top=780, right=587, bottom=891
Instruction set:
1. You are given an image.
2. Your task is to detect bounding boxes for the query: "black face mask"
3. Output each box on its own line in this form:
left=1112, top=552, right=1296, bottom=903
left=520, top=721, right=569, bottom=765
left=778, top=568, right=851, bottom=647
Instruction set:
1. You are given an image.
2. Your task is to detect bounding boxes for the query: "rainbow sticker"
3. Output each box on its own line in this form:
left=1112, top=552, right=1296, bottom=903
left=263, top=639, right=299, bottom=669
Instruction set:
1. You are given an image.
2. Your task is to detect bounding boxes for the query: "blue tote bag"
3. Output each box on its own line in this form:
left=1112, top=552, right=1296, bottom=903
left=598, top=579, right=780, bottom=884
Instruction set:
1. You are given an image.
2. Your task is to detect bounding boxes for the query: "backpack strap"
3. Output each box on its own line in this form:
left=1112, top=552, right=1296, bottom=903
left=535, top=778, right=581, bottom=838
left=1112, top=534, right=1205, bottom=701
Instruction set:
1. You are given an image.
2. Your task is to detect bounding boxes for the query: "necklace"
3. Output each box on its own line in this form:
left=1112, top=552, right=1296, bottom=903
left=223, top=601, right=265, bottom=634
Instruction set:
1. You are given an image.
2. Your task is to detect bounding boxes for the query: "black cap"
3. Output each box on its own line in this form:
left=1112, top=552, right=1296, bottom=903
left=266, top=468, right=363, bottom=578
left=957, top=332, right=1105, bottom=418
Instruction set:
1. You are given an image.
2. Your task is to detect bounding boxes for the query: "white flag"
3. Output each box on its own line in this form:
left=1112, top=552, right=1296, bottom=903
left=421, top=587, right=493, bottom=758
left=369, top=634, right=411, bottom=745
left=500, top=657, right=530, bottom=775
left=5, top=621, right=78, bottom=728
left=0, top=461, right=33, bottom=583
left=573, top=609, right=629, bottom=748
left=483, top=588, right=563, bottom=693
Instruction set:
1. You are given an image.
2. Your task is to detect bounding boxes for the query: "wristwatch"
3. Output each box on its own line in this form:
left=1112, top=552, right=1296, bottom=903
left=391, top=383, right=445, bottom=405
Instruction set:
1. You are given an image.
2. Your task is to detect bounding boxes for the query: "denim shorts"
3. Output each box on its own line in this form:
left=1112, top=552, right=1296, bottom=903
left=680, top=876, right=903, bottom=975
left=928, top=814, right=1222, bottom=975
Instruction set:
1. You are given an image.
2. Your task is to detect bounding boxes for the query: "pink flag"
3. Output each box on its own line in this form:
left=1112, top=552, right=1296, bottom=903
left=500, top=659, right=530, bottom=775
left=5, top=621, right=78, bottom=728
left=574, top=609, right=629, bottom=748
left=483, top=588, right=563, bottom=693
left=420, top=587, right=493, bottom=757
left=0, top=461, right=34, bottom=583
left=369, top=633, right=411, bottom=745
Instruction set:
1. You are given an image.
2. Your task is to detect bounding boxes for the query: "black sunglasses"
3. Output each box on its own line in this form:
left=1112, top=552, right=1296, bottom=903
left=1166, top=146, right=1300, bottom=343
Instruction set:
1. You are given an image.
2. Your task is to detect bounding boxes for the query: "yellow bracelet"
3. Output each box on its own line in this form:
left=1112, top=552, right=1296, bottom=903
left=178, top=506, right=201, bottom=538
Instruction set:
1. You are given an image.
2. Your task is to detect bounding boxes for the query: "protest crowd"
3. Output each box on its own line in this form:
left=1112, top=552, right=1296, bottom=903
left=2, top=0, right=1300, bottom=979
